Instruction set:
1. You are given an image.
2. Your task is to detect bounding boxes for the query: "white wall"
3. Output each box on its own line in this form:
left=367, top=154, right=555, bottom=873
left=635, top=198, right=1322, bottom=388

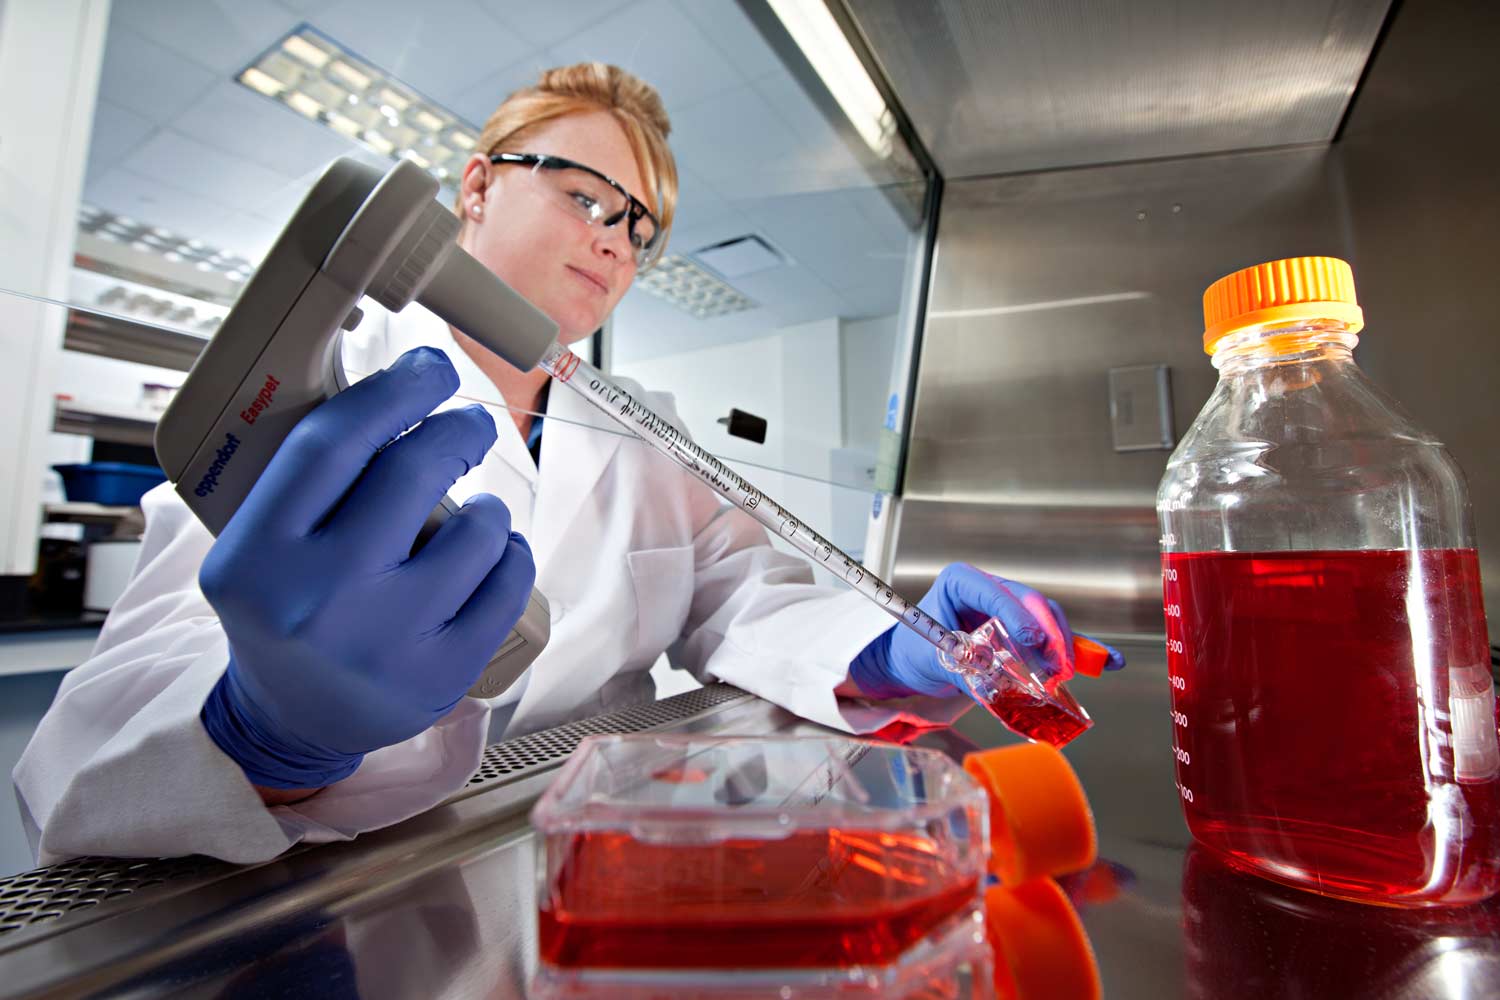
left=840, top=313, right=899, bottom=454
left=613, top=317, right=880, bottom=587
left=0, top=0, right=109, bottom=575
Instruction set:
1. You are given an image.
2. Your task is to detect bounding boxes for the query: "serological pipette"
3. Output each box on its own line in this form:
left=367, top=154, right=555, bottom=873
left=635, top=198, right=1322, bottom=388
left=537, top=343, right=1092, bottom=746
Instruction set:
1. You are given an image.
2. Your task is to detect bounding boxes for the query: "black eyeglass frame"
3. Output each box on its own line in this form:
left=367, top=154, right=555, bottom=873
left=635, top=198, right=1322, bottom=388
left=488, top=152, right=661, bottom=263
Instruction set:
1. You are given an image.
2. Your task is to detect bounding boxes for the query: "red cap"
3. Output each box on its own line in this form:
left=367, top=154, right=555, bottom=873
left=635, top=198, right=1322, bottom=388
left=1070, top=635, right=1111, bottom=678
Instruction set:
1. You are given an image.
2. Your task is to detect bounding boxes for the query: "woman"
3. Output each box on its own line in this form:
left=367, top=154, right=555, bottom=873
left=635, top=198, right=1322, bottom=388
left=15, top=64, right=1119, bottom=866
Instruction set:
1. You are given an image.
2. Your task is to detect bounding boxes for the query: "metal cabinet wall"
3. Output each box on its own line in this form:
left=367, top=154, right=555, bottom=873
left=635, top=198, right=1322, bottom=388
left=890, top=2, right=1500, bottom=636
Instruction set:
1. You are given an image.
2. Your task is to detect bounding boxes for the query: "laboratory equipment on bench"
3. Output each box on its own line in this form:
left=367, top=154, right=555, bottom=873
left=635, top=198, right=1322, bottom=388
left=530, top=735, right=991, bottom=994
left=1157, top=256, right=1500, bottom=906
left=529, top=734, right=1099, bottom=998
left=154, top=158, right=557, bottom=700
left=157, top=155, right=1092, bottom=736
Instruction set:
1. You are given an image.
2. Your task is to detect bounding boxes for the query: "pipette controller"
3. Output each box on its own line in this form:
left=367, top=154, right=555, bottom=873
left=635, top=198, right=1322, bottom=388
left=156, top=158, right=557, bottom=701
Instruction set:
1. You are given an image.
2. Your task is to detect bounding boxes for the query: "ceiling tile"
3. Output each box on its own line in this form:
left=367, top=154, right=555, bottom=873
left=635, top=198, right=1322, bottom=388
left=85, top=100, right=157, bottom=185
left=665, top=218, right=757, bottom=260
left=750, top=73, right=867, bottom=186
left=732, top=262, right=845, bottom=327
left=841, top=185, right=915, bottom=251
left=307, top=0, right=529, bottom=109
left=248, top=144, right=402, bottom=226
left=671, top=0, right=786, bottom=82
left=83, top=166, right=278, bottom=259
left=97, top=26, right=218, bottom=124
left=669, top=85, right=800, bottom=190
left=669, top=166, right=740, bottom=232
left=546, top=0, right=743, bottom=113
left=174, top=80, right=357, bottom=178
left=446, top=50, right=564, bottom=127
left=121, top=130, right=296, bottom=209
left=84, top=167, right=211, bottom=230
left=476, top=0, right=635, bottom=48
left=108, top=0, right=300, bottom=76
left=835, top=279, right=904, bottom=321
left=252, top=173, right=321, bottom=226
left=734, top=190, right=899, bottom=291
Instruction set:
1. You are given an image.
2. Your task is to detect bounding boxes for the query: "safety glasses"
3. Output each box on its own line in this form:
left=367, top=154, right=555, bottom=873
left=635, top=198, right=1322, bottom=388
left=489, top=152, right=662, bottom=269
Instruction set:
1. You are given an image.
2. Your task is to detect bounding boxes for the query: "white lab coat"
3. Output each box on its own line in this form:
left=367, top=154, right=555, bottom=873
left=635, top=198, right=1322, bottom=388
left=13, top=306, right=968, bottom=866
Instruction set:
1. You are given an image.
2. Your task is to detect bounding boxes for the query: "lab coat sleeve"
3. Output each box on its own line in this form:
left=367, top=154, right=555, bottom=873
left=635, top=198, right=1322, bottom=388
left=12, top=484, right=490, bottom=866
left=652, top=400, right=973, bottom=735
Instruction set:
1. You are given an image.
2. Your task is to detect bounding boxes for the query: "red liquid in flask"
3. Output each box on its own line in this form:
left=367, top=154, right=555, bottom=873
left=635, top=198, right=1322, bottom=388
left=538, top=829, right=980, bottom=970
left=1162, top=548, right=1500, bottom=904
left=981, top=683, right=1090, bottom=748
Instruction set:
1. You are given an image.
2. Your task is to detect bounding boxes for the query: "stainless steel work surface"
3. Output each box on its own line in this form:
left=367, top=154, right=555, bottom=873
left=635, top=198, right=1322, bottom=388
left=3, top=650, right=1498, bottom=998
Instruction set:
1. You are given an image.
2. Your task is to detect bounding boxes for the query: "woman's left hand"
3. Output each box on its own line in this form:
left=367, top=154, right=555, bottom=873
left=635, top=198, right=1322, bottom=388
left=847, top=563, right=1125, bottom=700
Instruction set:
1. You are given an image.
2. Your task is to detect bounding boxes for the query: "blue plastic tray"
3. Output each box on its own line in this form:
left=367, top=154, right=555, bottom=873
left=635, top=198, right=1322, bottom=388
left=53, top=463, right=167, bottom=506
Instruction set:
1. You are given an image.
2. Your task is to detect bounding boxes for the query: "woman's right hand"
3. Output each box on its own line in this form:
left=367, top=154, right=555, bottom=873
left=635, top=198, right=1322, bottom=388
left=198, top=347, right=536, bottom=792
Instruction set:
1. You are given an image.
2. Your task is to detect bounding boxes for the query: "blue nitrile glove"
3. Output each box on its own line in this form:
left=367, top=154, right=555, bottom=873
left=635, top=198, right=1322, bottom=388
left=848, top=564, right=1125, bottom=700
left=199, top=347, right=537, bottom=789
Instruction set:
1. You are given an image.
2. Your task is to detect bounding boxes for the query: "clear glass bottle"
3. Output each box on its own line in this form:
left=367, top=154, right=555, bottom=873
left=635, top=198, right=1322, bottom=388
left=1157, top=256, right=1499, bottom=906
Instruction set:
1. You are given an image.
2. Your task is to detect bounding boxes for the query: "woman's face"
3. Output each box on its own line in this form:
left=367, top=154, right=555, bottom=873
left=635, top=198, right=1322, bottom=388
left=458, top=110, right=647, bottom=345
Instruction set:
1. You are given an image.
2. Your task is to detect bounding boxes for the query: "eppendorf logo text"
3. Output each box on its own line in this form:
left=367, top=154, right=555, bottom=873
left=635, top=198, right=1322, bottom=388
left=193, top=433, right=241, bottom=497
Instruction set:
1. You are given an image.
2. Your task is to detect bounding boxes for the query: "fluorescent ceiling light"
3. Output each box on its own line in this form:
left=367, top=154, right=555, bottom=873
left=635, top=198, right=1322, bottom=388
left=77, top=205, right=253, bottom=282
left=237, top=25, right=481, bottom=187
left=637, top=255, right=758, bottom=319
left=240, top=66, right=281, bottom=97
left=766, top=0, right=896, bottom=159
left=282, top=33, right=331, bottom=69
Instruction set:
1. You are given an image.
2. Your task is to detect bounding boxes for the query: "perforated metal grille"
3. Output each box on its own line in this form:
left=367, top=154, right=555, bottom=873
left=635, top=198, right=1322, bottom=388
left=466, top=683, right=749, bottom=787
left=0, top=684, right=750, bottom=939
left=0, top=855, right=228, bottom=938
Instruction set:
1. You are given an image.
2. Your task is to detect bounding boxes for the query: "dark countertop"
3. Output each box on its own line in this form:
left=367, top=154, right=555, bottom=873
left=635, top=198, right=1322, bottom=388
left=0, top=612, right=106, bottom=636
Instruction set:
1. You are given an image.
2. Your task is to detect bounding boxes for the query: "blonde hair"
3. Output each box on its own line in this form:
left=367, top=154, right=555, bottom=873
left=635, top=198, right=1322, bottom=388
left=461, top=62, right=677, bottom=262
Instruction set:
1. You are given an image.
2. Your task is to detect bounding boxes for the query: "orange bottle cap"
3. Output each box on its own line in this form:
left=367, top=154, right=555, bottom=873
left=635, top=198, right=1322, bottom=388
left=1202, top=256, right=1364, bottom=354
left=986, top=878, right=1101, bottom=1000
left=964, top=742, right=1097, bottom=885
left=1070, top=635, right=1110, bottom=678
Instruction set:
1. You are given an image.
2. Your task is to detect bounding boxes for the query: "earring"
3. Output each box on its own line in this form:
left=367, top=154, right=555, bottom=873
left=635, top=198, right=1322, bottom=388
left=472, top=205, right=484, bottom=220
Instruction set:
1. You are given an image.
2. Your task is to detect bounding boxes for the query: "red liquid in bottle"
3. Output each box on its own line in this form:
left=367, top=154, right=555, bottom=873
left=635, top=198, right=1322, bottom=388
left=537, top=829, right=980, bottom=969
left=1162, top=548, right=1500, bottom=904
